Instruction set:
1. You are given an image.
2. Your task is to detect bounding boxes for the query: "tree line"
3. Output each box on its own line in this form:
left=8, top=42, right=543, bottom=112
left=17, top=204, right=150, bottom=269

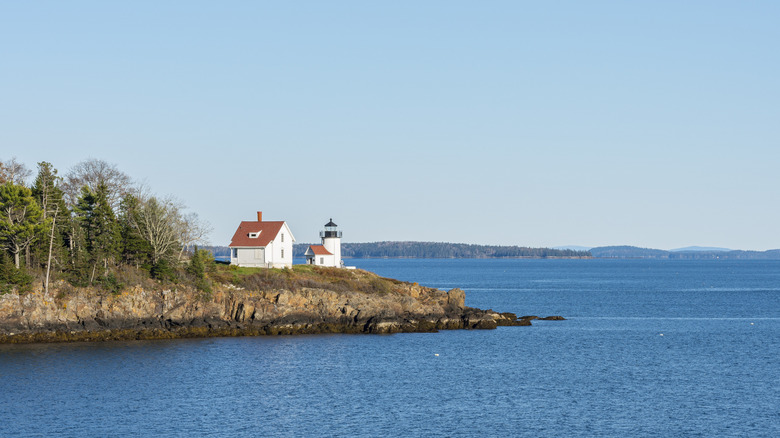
left=0, top=157, right=211, bottom=294
left=292, top=241, right=591, bottom=258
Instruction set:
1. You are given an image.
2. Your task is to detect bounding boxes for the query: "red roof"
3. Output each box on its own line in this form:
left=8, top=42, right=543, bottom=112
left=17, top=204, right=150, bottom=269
left=307, top=245, right=332, bottom=256
left=229, top=221, right=286, bottom=247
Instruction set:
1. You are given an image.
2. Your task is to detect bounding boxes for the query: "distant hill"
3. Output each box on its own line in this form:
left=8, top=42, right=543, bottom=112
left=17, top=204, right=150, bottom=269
left=294, top=241, right=590, bottom=259
left=590, top=246, right=780, bottom=260
left=670, top=246, right=731, bottom=252
left=589, top=246, right=670, bottom=259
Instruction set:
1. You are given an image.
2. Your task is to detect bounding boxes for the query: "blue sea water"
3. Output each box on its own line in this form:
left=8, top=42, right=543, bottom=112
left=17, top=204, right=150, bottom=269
left=1, top=259, right=779, bottom=437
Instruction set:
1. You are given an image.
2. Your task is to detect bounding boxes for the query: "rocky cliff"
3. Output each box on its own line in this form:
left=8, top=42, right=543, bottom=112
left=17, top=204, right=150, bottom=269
left=0, top=267, right=533, bottom=344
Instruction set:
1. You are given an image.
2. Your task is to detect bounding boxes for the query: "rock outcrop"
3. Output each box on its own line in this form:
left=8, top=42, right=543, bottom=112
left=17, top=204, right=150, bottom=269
left=0, top=268, right=541, bottom=344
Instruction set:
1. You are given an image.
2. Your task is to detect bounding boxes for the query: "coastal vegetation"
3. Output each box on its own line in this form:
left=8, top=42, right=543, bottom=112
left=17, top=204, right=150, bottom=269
left=0, top=157, right=211, bottom=295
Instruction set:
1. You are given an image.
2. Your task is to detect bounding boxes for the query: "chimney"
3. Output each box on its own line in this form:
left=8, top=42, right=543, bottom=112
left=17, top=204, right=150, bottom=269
left=257, top=211, right=263, bottom=222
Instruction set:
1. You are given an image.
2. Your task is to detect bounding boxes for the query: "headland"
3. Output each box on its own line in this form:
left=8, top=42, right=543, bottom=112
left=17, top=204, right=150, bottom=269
left=0, top=265, right=548, bottom=344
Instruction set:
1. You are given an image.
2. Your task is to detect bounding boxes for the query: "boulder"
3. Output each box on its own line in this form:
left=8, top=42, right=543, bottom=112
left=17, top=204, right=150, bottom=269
left=447, top=288, right=465, bottom=309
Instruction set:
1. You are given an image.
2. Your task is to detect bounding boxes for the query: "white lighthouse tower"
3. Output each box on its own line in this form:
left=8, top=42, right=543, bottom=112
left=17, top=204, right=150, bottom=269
left=321, top=218, right=342, bottom=267
left=304, top=218, right=343, bottom=267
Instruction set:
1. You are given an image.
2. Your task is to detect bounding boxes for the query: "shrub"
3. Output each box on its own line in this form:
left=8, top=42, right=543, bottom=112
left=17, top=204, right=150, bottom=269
left=99, top=272, right=124, bottom=294
left=0, top=252, right=34, bottom=294
left=151, top=259, right=177, bottom=282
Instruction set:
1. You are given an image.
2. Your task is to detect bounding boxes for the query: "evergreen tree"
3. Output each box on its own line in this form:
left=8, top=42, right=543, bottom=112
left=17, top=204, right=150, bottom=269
left=74, top=184, right=120, bottom=282
left=64, top=219, right=90, bottom=286
left=0, top=183, right=43, bottom=269
left=31, top=162, right=68, bottom=270
left=0, top=250, right=33, bottom=292
left=118, top=194, right=151, bottom=269
left=187, top=245, right=205, bottom=279
left=31, top=162, right=61, bottom=220
left=0, top=250, right=15, bottom=289
left=187, top=246, right=211, bottom=293
left=150, top=258, right=175, bottom=282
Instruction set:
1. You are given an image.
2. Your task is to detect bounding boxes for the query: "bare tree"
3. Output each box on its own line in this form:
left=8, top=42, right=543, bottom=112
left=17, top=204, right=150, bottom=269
left=44, top=204, right=60, bottom=294
left=62, top=159, right=134, bottom=210
left=177, top=212, right=212, bottom=261
left=132, top=196, right=183, bottom=265
left=0, top=157, right=32, bottom=186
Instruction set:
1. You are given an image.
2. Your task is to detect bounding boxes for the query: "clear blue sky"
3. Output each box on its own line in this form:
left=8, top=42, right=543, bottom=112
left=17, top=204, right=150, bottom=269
left=2, top=1, right=778, bottom=250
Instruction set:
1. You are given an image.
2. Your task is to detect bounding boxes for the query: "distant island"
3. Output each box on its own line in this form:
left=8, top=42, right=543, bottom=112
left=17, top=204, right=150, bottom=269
left=590, top=246, right=780, bottom=260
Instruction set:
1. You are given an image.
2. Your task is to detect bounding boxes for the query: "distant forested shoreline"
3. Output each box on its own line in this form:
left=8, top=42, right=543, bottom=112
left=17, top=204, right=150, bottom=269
left=290, top=242, right=590, bottom=259
left=209, top=242, right=780, bottom=260
left=209, top=242, right=589, bottom=259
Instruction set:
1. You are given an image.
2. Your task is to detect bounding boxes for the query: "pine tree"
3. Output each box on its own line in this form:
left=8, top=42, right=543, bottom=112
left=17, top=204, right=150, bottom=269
left=0, top=183, right=43, bottom=269
left=31, top=162, right=68, bottom=271
left=0, top=250, right=33, bottom=292
left=118, top=194, right=151, bottom=269
left=74, top=183, right=120, bottom=283
left=31, top=162, right=60, bottom=220
left=0, top=251, right=13, bottom=287
left=187, top=245, right=204, bottom=279
left=187, top=246, right=211, bottom=293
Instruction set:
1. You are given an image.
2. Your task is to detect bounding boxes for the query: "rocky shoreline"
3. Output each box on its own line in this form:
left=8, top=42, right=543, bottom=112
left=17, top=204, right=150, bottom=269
left=0, top=268, right=562, bottom=344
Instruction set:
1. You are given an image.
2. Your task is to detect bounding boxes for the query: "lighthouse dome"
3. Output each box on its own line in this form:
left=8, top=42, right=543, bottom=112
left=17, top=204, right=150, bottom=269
left=321, top=218, right=342, bottom=239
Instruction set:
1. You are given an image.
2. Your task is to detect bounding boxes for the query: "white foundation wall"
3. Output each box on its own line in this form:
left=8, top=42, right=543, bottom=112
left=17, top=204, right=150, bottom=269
left=229, top=222, right=295, bottom=269
left=233, top=247, right=266, bottom=267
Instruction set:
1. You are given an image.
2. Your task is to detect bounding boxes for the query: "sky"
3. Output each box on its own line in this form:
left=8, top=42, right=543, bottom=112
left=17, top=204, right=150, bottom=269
left=1, top=1, right=779, bottom=250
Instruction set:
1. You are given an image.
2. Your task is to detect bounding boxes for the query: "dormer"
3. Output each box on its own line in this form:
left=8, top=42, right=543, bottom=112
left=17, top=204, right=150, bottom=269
left=248, top=231, right=261, bottom=239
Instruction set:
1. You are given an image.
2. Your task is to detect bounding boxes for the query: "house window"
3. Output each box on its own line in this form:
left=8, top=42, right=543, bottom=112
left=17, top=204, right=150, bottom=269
left=249, top=232, right=259, bottom=238
left=281, top=233, right=284, bottom=242
left=232, top=248, right=237, bottom=258
left=281, top=249, right=284, bottom=258
left=320, top=257, right=324, bottom=264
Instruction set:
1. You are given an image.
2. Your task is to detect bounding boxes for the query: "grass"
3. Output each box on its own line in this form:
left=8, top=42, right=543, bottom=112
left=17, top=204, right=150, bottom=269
left=209, top=263, right=407, bottom=295
left=16, top=261, right=406, bottom=300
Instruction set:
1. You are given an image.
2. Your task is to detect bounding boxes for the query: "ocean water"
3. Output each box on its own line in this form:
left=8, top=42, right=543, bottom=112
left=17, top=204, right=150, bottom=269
left=1, top=259, right=779, bottom=437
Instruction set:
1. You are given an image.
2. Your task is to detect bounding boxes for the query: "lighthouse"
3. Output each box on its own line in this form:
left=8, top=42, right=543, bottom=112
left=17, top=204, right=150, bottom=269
left=304, top=218, right=343, bottom=267
left=321, top=219, right=342, bottom=267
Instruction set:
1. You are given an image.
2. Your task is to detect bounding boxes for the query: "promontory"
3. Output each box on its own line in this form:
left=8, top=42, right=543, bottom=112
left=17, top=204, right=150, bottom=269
left=0, top=265, right=537, bottom=344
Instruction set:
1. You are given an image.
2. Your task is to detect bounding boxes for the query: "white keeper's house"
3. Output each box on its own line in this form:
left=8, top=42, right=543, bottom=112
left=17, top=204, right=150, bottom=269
left=229, top=211, right=295, bottom=268
left=304, top=219, right=343, bottom=268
